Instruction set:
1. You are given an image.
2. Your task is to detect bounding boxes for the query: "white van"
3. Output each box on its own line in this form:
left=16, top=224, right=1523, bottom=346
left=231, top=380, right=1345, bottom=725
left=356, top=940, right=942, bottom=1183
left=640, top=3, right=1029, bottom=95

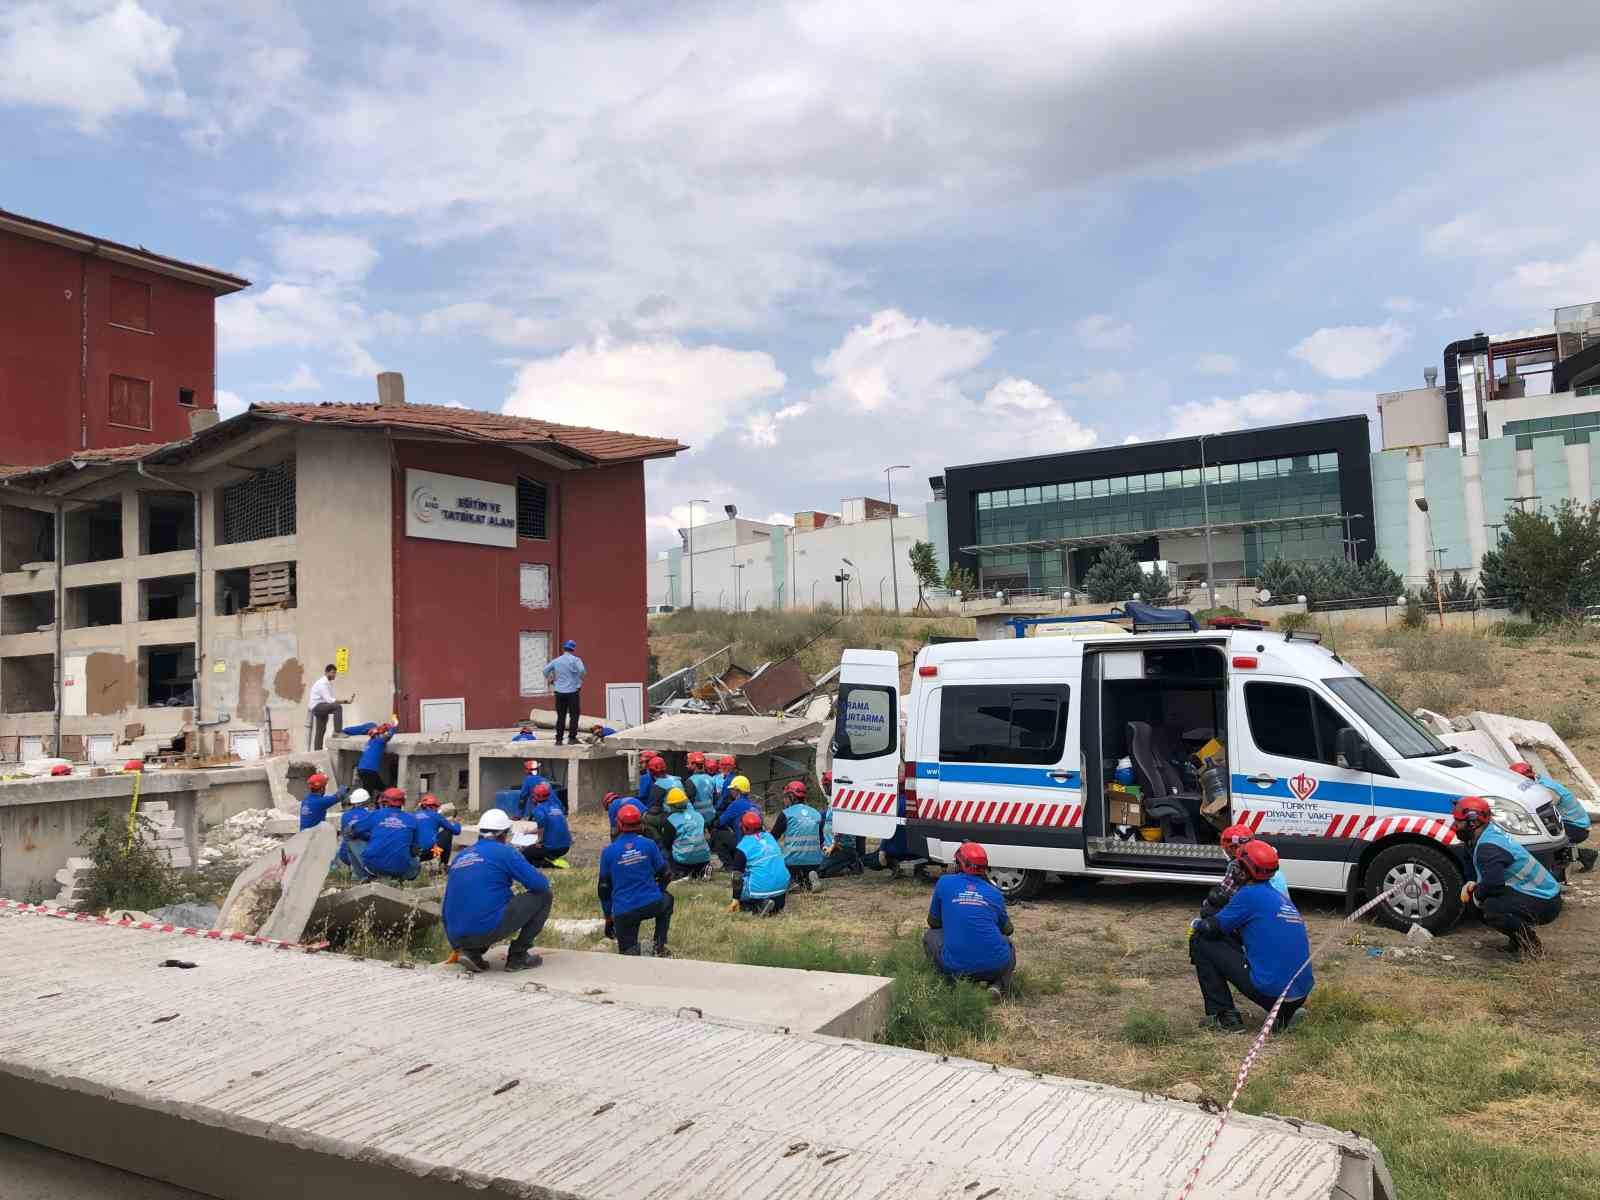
left=829, top=629, right=1569, bottom=933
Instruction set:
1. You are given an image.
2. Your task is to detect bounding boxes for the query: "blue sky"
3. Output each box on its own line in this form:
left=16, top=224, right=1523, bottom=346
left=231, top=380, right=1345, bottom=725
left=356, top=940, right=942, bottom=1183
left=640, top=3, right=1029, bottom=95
left=4, top=1, right=1598, bottom=547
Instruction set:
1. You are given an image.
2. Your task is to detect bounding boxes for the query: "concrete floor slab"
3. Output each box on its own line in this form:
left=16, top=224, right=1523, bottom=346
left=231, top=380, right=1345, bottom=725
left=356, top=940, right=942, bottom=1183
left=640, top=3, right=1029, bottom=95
left=0, top=913, right=1392, bottom=1200
left=307, top=881, right=442, bottom=934
left=214, top=824, right=337, bottom=941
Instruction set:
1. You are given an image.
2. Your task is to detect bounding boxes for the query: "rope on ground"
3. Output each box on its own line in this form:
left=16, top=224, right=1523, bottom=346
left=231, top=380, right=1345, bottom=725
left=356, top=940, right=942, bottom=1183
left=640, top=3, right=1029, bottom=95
left=2, top=898, right=328, bottom=952
left=1172, top=885, right=1399, bottom=1200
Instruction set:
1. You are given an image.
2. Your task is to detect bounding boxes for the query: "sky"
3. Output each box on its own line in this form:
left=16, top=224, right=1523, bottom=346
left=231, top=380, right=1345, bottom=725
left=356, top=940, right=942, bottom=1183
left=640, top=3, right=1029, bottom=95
left=4, top=1, right=1599, bottom=550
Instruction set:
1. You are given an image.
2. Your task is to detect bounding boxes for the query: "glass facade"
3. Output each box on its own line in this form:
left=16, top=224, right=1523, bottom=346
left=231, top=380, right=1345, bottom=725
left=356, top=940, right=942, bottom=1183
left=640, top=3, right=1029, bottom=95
left=974, top=451, right=1345, bottom=587
left=1504, top=410, right=1600, bottom=450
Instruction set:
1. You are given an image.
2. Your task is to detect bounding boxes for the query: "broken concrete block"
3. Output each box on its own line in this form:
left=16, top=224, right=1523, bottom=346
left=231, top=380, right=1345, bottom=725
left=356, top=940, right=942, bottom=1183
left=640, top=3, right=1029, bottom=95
left=262, top=817, right=299, bottom=837
left=214, top=823, right=337, bottom=942
left=546, top=918, right=606, bottom=945
left=307, top=882, right=442, bottom=936
left=1470, top=711, right=1600, bottom=815
left=1405, top=923, right=1434, bottom=945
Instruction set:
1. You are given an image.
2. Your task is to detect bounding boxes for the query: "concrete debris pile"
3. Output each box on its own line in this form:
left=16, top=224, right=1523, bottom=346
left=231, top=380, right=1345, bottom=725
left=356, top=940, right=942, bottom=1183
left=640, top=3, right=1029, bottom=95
left=1413, top=707, right=1600, bottom=817
left=139, top=801, right=191, bottom=869
left=204, top=807, right=295, bottom=865
left=51, top=857, right=94, bottom=909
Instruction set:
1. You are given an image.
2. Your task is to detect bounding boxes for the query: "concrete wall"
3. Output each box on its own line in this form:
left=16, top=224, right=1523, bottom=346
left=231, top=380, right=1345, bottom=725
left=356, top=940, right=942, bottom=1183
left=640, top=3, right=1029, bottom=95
left=1376, top=386, right=1448, bottom=450
left=1484, top=387, right=1600, bottom=439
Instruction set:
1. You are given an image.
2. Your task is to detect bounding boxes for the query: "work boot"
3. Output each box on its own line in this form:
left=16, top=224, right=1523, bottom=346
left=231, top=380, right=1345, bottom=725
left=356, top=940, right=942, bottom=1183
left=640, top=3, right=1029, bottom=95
left=1203, top=1010, right=1246, bottom=1032
left=807, top=869, right=822, bottom=893
left=653, top=943, right=672, bottom=958
left=460, top=950, right=489, bottom=974
left=759, top=898, right=778, bottom=917
left=1513, top=928, right=1543, bottom=957
left=985, top=984, right=1003, bottom=1003
left=503, top=951, right=542, bottom=971
left=1579, top=848, right=1598, bottom=872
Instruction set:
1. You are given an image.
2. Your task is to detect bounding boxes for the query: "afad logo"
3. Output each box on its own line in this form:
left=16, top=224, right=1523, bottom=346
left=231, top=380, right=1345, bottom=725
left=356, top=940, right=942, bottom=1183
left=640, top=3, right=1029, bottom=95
left=410, top=485, right=441, bottom=524
left=1288, top=771, right=1319, bottom=802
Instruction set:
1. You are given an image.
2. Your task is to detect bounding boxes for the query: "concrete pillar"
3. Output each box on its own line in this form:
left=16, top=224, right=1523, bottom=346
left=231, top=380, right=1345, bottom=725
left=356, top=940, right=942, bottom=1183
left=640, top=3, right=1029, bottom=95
left=1405, top=457, right=1427, bottom=583
left=1462, top=453, right=1486, bottom=577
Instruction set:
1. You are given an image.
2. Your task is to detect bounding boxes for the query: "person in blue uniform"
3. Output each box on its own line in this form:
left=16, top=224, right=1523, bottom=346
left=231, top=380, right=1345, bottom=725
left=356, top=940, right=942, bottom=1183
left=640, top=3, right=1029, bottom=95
left=336, top=787, right=378, bottom=878
left=664, top=787, right=711, bottom=879
left=517, top=760, right=550, bottom=818
left=362, top=788, right=428, bottom=882
left=298, top=772, right=340, bottom=831
left=1190, top=840, right=1314, bottom=1032
left=925, top=842, right=1015, bottom=998
left=728, top=809, right=790, bottom=916
left=772, top=780, right=825, bottom=892
left=1510, top=761, right=1595, bottom=873
left=414, top=794, right=461, bottom=865
left=1454, top=794, right=1563, bottom=955
left=598, top=804, right=673, bottom=956
left=817, top=799, right=864, bottom=878
left=512, top=724, right=537, bottom=742
left=712, top=775, right=757, bottom=869
left=686, top=752, right=717, bottom=824
left=635, top=755, right=668, bottom=806
left=343, top=721, right=396, bottom=795
left=524, top=782, right=571, bottom=869
left=1199, top=824, right=1288, bottom=919
left=443, top=808, right=550, bottom=972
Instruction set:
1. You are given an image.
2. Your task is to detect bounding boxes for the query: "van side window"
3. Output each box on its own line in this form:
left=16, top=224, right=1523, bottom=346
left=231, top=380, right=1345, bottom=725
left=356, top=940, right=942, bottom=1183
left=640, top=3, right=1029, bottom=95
left=940, top=685, right=1069, bottom=765
left=1244, top=681, right=1345, bottom=766
left=834, top=684, right=896, bottom=759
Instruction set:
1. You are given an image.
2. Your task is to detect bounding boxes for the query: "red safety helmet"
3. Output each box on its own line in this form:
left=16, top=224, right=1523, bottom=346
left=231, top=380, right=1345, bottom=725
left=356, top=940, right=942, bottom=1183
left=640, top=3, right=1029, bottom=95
left=720, top=755, right=736, bottom=770
left=687, top=751, right=706, bottom=768
left=1220, top=823, right=1254, bottom=857
left=954, top=842, right=989, bottom=874
left=740, top=809, right=763, bottom=834
left=783, top=780, right=808, bottom=801
left=50, top=763, right=72, bottom=776
left=533, top=782, right=551, bottom=799
left=647, top=755, right=667, bottom=776
left=617, top=803, right=643, bottom=830
left=306, top=772, right=329, bottom=792
left=1238, top=840, right=1280, bottom=881
left=380, top=787, right=406, bottom=806
left=822, top=770, right=833, bottom=792
left=1452, top=795, right=1493, bottom=836
left=419, top=794, right=440, bottom=808
left=524, top=759, right=539, bottom=773
left=603, top=791, right=620, bottom=805
left=124, top=759, right=143, bottom=773
left=1509, top=761, right=1535, bottom=780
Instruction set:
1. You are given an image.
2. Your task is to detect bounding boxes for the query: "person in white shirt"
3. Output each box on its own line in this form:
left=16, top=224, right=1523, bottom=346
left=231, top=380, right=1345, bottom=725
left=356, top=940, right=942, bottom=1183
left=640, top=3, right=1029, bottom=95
left=309, top=663, right=353, bottom=750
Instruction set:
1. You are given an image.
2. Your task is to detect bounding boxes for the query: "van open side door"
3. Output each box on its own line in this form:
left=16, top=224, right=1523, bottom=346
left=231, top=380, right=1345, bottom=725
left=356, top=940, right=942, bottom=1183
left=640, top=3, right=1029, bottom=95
left=830, top=649, right=903, bottom=840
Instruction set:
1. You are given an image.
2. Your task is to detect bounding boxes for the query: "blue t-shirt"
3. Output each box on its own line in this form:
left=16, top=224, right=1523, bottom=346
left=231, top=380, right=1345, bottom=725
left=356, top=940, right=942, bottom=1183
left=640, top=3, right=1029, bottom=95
left=928, top=874, right=1012, bottom=975
left=340, top=806, right=378, bottom=840
left=363, top=809, right=426, bottom=875
left=299, top=790, right=340, bottom=831
left=442, top=839, right=549, bottom=942
left=415, top=810, right=461, bottom=849
left=599, top=833, right=667, bottom=916
left=518, top=774, right=551, bottom=813
left=1214, top=881, right=1315, bottom=1000
left=736, top=832, right=790, bottom=899
left=348, top=725, right=393, bottom=774
left=717, top=796, right=758, bottom=831
left=512, top=730, right=537, bottom=741
left=544, top=652, right=586, bottom=693
left=532, top=797, right=571, bottom=853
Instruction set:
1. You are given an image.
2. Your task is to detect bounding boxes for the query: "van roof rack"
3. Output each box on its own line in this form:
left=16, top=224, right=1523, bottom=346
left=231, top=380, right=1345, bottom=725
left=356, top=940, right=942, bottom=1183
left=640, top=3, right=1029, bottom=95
left=1282, top=628, right=1323, bottom=644
left=1007, top=602, right=1199, bottom=638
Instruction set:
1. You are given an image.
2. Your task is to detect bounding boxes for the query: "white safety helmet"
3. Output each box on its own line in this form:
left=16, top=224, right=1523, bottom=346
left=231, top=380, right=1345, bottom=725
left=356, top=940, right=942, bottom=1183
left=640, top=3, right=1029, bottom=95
left=478, top=809, right=513, bottom=835
left=347, top=788, right=371, bottom=807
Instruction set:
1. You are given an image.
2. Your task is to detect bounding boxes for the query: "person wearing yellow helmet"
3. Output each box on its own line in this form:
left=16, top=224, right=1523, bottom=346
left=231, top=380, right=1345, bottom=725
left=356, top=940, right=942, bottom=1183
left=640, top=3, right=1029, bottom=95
left=663, top=786, right=712, bottom=879
left=711, top=774, right=756, bottom=869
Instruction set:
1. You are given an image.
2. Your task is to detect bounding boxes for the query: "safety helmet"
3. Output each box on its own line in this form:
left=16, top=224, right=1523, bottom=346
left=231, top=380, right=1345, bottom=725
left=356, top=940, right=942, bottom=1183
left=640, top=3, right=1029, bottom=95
left=617, top=803, right=643, bottom=830
left=783, top=780, right=808, bottom=801
left=306, top=772, right=329, bottom=791
left=665, top=786, right=688, bottom=808
left=50, top=763, right=72, bottom=776
left=525, top=759, right=540, bottom=773
left=380, top=787, right=406, bottom=806
left=647, top=755, right=667, bottom=776
left=1220, top=823, right=1254, bottom=857
left=954, top=842, right=989, bottom=874
left=124, top=759, right=143, bottom=773
left=419, top=794, right=440, bottom=808
left=687, top=751, right=706, bottom=768
left=728, top=774, right=751, bottom=795
left=1238, top=840, right=1280, bottom=881
left=740, top=809, right=763, bottom=833
left=478, top=809, right=513, bottom=835
left=720, top=755, right=736, bottom=770
left=563, top=639, right=577, bottom=651
left=1452, top=795, right=1493, bottom=836
left=533, top=782, right=551, bottom=799
left=347, top=788, right=371, bottom=806
left=1509, top=762, right=1535, bottom=780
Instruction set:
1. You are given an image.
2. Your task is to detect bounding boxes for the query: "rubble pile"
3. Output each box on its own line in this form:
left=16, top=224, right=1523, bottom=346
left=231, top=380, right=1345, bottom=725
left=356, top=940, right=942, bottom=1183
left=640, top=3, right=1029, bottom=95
left=205, top=808, right=293, bottom=864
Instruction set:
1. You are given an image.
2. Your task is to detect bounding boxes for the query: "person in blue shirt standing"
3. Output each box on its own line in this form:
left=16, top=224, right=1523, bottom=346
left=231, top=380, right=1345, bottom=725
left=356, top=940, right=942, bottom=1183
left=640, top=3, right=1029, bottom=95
left=517, top=759, right=550, bottom=818
left=598, top=804, right=674, bottom=956
left=524, top=782, right=571, bottom=869
left=414, top=794, right=461, bottom=866
left=362, top=788, right=428, bottom=882
left=635, top=755, right=667, bottom=806
left=336, top=787, right=378, bottom=878
left=1511, top=761, right=1595, bottom=873
left=1454, top=794, right=1563, bottom=955
left=772, top=780, right=825, bottom=892
left=1190, top=841, right=1314, bottom=1032
left=728, top=809, right=790, bottom=916
left=925, top=842, right=1016, bottom=999
left=343, top=721, right=397, bottom=796
left=298, top=772, right=341, bottom=831
left=443, top=809, right=550, bottom=972
left=712, top=775, right=757, bottom=869
left=543, top=639, right=586, bottom=746
left=664, top=787, right=711, bottom=879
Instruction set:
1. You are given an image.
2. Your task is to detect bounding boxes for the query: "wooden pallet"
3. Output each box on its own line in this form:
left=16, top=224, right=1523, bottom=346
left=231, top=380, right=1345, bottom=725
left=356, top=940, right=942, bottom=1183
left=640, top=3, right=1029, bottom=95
left=248, top=562, right=293, bottom=608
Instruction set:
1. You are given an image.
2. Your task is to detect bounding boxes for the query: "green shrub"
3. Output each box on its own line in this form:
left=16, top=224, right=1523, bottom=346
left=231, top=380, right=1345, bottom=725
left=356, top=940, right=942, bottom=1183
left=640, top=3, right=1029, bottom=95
left=1492, top=620, right=1540, bottom=640
left=878, top=938, right=998, bottom=1051
left=1399, top=593, right=1428, bottom=630
left=1194, top=605, right=1243, bottom=624
left=1122, top=1006, right=1179, bottom=1047
left=1277, top=611, right=1314, bottom=633
left=77, top=811, right=182, bottom=914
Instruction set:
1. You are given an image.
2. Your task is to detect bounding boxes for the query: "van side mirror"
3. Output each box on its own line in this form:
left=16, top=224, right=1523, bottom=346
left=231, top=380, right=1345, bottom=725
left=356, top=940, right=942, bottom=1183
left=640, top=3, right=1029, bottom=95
left=1335, top=727, right=1385, bottom=774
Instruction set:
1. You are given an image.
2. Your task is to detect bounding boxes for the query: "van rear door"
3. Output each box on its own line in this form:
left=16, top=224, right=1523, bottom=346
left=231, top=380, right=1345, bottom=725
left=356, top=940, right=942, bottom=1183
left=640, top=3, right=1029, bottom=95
left=830, top=649, right=902, bottom=840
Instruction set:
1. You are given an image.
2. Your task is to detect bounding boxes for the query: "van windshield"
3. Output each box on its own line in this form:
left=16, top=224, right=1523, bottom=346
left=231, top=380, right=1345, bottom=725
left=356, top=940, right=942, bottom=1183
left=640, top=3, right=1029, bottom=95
left=1324, top=676, right=1448, bottom=759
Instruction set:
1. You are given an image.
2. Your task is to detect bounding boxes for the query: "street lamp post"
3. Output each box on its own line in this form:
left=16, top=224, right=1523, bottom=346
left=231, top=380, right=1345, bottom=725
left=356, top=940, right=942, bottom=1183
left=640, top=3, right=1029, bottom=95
left=687, top=498, right=709, bottom=610
left=1197, top=435, right=1217, bottom=609
left=1415, top=497, right=1445, bottom=628
left=884, top=464, right=910, bottom=613
left=731, top=562, right=745, bottom=613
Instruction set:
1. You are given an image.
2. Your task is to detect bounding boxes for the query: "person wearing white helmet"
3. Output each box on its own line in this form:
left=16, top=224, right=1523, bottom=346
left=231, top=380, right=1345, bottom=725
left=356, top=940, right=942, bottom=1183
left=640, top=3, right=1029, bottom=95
left=442, top=808, right=553, bottom=973
left=335, top=787, right=379, bottom=879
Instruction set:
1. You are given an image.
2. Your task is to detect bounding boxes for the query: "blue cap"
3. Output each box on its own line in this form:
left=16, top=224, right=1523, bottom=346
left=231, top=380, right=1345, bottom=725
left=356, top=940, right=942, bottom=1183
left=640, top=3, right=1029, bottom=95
left=563, top=639, right=577, bottom=650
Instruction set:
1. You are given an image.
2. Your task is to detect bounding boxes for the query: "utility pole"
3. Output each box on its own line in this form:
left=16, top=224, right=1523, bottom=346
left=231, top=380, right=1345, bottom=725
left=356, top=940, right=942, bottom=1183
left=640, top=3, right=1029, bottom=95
left=884, top=464, right=909, bottom=613
left=687, top=498, right=708, bottom=610
left=731, top=562, right=745, bottom=613
left=1198, top=434, right=1216, bottom=608
left=1506, top=494, right=1541, bottom=513
left=1340, top=512, right=1367, bottom=562
left=1416, top=497, right=1445, bottom=628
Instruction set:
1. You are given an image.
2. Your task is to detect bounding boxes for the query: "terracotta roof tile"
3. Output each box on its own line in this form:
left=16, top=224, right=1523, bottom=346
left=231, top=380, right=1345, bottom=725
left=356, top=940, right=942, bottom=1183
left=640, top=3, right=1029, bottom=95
left=250, top=402, right=685, bottom=463
left=0, top=443, right=173, bottom=482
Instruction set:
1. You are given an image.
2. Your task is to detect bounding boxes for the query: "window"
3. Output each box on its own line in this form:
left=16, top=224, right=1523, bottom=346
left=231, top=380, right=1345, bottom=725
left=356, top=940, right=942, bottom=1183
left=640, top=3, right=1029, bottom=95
left=109, top=374, right=152, bottom=430
left=141, top=575, right=195, bottom=621
left=63, top=500, right=122, bottom=565
left=1, top=654, right=55, bottom=714
left=833, top=683, right=897, bottom=759
left=218, top=460, right=296, bottom=545
left=64, top=583, right=121, bottom=629
left=1325, top=676, right=1446, bottom=759
left=178, top=387, right=195, bottom=407
left=141, top=643, right=195, bottom=707
left=517, top=477, right=549, bottom=540
left=519, top=631, right=551, bottom=697
left=141, top=491, right=195, bottom=554
left=1244, top=681, right=1348, bottom=765
left=939, top=684, right=1069, bottom=765
left=520, top=563, right=551, bottom=608
left=109, top=276, right=151, bottom=332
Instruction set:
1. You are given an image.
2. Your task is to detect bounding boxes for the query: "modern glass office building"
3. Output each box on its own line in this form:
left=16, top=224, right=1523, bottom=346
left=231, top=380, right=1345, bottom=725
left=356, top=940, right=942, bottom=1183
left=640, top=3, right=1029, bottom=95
left=941, top=416, right=1374, bottom=593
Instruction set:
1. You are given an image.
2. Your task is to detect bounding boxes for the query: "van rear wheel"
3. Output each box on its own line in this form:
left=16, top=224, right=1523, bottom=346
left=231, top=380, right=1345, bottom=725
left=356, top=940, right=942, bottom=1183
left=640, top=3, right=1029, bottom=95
left=987, top=867, right=1043, bottom=901
left=1363, top=843, right=1463, bottom=934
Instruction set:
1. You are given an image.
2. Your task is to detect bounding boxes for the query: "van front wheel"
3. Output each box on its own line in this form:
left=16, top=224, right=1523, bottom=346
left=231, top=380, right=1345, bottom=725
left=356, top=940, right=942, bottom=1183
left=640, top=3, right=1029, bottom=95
left=987, top=867, right=1043, bottom=901
left=1363, top=843, right=1463, bottom=934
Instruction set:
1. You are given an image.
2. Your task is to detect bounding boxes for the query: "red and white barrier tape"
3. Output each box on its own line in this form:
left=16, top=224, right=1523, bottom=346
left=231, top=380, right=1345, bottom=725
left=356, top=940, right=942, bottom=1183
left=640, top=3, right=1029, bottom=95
left=0, top=898, right=326, bottom=952
left=1172, top=885, right=1398, bottom=1200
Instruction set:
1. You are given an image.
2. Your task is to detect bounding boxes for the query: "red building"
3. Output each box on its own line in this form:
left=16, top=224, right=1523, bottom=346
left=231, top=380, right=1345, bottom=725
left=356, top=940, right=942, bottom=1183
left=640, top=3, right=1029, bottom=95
left=0, top=210, right=249, bottom=468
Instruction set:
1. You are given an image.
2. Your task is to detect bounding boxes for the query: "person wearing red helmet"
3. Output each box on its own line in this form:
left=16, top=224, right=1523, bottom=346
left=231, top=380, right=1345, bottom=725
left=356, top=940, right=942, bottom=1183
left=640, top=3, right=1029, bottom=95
left=342, top=719, right=398, bottom=796
left=925, top=843, right=1016, bottom=999
left=598, top=803, right=674, bottom=956
left=772, top=780, right=825, bottom=892
left=728, top=807, right=790, bottom=915
left=715, top=755, right=738, bottom=801
left=297, top=772, right=341, bottom=832
left=1190, top=840, right=1313, bottom=1032
left=362, top=788, right=428, bottom=881
left=686, top=752, right=718, bottom=824
left=415, top=794, right=462, bottom=865
left=1200, top=823, right=1288, bottom=918
left=521, top=781, right=571, bottom=869
left=1453, top=794, right=1562, bottom=955
left=633, top=754, right=668, bottom=806
left=516, top=759, right=551, bottom=819
left=1510, top=762, right=1594, bottom=874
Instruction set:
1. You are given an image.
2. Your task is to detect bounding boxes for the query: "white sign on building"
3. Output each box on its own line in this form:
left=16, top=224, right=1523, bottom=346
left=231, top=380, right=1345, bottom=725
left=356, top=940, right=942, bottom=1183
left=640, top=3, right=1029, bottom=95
left=405, top=469, right=517, bottom=548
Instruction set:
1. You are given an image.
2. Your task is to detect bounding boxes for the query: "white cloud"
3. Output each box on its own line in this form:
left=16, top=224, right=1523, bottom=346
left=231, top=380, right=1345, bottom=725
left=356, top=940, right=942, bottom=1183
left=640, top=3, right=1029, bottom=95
left=817, top=309, right=994, bottom=411
left=272, top=363, right=320, bottom=392
left=216, top=281, right=389, bottom=376
left=1073, top=313, right=1135, bottom=352
left=1166, top=390, right=1316, bottom=438
left=505, top=337, right=785, bottom=449
left=1423, top=213, right=1562, bottom=258
left=1498, top=242, right=1600, bottom=309
left=1290, top=321, right=1410, bottom=379
left=1194, top=353, right=1240, bottom=375
left=0, top=1, right=185, bottom=131
left=762, top=511, right=794, bottom=526
left=1383, top=296, right=1418, bottom=314
left=1122, top=433, right=1143, bottom=445
left=744, top=401, right=810, bottom=448
left=1066, top=370, right=1128, bottom=399
left=419, top=303, right=567, bottom=350
left=983, top=378, right=1055, bottom=413
left=267, top=228, right=379, bottom=284
left=216, top=388, right=248, bottom=420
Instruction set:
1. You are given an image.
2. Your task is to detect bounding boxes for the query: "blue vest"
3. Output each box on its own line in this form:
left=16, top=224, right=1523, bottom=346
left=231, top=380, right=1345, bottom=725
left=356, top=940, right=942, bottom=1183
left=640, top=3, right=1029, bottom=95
left=737, top=832, right=790, bottom=899
left=688, top=773, right=717, bottom=822
left=1540, top=775, right=1591, bottom=831
left=668, top=808, right=710, bottom=864
left=780, top=803, right=824, bottom=866
left=1475, top=824, right=1560, bottom=900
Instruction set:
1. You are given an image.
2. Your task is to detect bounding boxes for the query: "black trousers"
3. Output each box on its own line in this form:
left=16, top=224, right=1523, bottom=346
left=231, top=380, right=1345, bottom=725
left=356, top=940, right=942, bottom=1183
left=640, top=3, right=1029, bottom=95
left=356, top=768, right=385, bottom=796
left=1191, top=934, right=1305, bottom=1022
left=737, top=893, right=786, bottom=915
left=434, top=828, right=455, bottom=862
left=818, top=844, right=863, bottom=878
left=522, top=843, right=570, bottom=868
left=789, top=864, right=821, bottom=889
left=923, top=927, right=1016, bottom=990
left=554, top=692, right=580, bottom=744
left=310, top=702, right=342, bottom=750
left=614, top=894, right=674, bottom=954
left=712, top=828, right=740, bottom=869
left=671, top=858, right=710, bottom=880
left=1480, top=889, right=1562, bottom=941
left=453, top=889, right=552, bottom=957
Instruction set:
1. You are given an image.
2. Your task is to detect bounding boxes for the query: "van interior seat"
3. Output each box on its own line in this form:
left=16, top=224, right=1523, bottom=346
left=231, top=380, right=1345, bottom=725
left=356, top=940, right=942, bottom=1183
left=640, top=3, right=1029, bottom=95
left=1126, top=720, right=1202, bottom=843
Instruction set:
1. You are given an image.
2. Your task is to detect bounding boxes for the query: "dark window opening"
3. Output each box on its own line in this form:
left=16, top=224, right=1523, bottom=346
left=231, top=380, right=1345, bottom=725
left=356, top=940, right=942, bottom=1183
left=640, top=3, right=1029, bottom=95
left=457, top=769, right=470, bottom=790
left=940, top=685, right=1070, bottom=765
left=832, top=683, right=897, bottom=760
left=1, top=505, right=55, bottom=571
left=140, top=491, right=196, bottom=554
left=109, top=276, right=151, bottom=332
left=65, top=583, right=122, bottom=629
left=141, top=575, right=195, bottom=621
left=141, top=643, right=195, bottom=707
left=1244, top=681, right=1346, bottom=766
left=517, top=477, right=549, bottom=540
left=178, top=387, right=195, bottom=407
left=1, top=654, right=55, bottom=714
left=63, top=500, right=122, bottom=565
left=110, top=374, right=153, bottom=430
left=217, top=460, right=296, bottom=545
left=0, top=591, right=54, bottom=635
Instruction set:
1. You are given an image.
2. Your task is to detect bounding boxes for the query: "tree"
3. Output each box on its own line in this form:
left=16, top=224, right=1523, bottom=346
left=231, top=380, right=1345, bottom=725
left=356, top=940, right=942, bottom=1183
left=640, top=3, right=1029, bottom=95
left=1256, top=556, right=1299, bottom=603
left=1081, top=543, right=1144, bottom=603
left=942, top=562, right=976, bottom=596
left=1478, top=543, right=1517, bottom=608
left=908, top=540, right=941, bottom=611
left=1497, top=499, right=1600, bottom=621
left=1139, top=564, right=1172, bottom=603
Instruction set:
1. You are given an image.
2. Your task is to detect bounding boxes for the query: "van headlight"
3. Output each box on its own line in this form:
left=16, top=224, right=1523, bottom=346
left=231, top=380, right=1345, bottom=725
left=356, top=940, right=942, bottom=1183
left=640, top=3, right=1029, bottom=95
left=1485, top=796, right=1542, bottom=837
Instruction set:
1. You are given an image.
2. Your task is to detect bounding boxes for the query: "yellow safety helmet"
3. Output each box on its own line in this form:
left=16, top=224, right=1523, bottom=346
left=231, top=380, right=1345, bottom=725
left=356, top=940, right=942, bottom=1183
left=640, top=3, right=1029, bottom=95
left=665, top=786, right=688, bottom=808
left=729, top=774, right=751, bottom=795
